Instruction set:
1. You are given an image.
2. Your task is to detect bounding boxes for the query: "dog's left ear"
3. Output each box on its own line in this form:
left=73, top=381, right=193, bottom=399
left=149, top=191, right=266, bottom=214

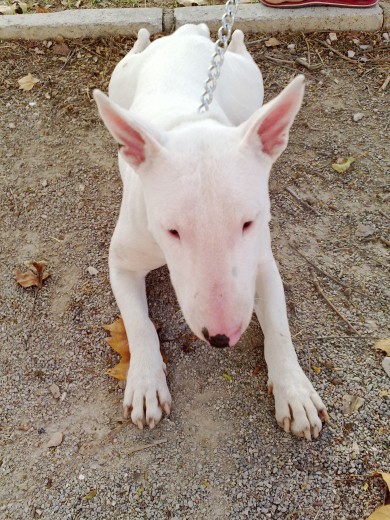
left=240, top=75, right=305, bottom=162
left=93, top=89, right=164, bottom=167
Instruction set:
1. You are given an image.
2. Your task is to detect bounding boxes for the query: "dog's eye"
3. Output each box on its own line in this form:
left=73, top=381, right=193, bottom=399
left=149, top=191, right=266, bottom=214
left=242, top=221, right=253, bottom=232
left=168, top=229, right=180, bottom=239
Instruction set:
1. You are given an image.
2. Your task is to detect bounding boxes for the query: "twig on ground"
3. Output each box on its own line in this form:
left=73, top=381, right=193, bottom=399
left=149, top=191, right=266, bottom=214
left=261, top=55, right=295, bottom=66
left=379, top=74, right=390, bottom=92
left=313, top=38, right=362, bottom=65
left=379, top=236, right=390, bottom=247
left=285, top=186, right=321, bottom=216
left=295, top=57, right=323, bottom=72
left=302, top=32, right=311, bottom=66
left=128, top=438, right=167, bottom=456
left=311, top=270, right=359, bottom=335
left=107, top=420, right=132, bottom=441
left=247, top=37, right=271, bottom=46
left=378, top=210, right=389, bottom=221
left=289, top=243, right=372, bottom=298
left=58, top=49, right=76, bottom=73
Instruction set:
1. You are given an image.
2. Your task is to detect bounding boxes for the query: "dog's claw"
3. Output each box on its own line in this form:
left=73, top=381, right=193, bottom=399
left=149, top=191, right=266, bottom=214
left=313, top=425, right=319, bottom=439
left=268, top=383, right=273, bottom=395
left=303, top=428, right=311, bottom=441
left=162, top=402, right=171, bottom=415
left=137, top=420, right=144, bottom=430
left=319, top=409, right=329, bottom=422
left=123, top=406, right=130, bottom=419
left=283, top=417, right=290, bottom=432
left=149, top=419, right=156, bottom=430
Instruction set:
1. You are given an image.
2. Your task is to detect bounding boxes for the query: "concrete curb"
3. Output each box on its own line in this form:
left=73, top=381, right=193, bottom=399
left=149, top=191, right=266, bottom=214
left=0, top=8, right=162, bottom=40
left=175, top=4, right=383, bottom=33
left=381, top=0, right=390, bottom=28
left=0, top=4, right=387, bottom=40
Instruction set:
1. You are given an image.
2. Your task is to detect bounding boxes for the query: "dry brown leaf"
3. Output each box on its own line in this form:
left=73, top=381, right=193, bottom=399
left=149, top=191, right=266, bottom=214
left=374, top=338, right=390, bottom=356
left=366, top=473, right=390, bottom=519
left=342, top=394, right=365, bottom=415
left=18, top=73, right=40, bottom=91
left=265, top=37, right=281, bottom=47
left=36, top=5, right=49, bottom=12
left=52, top=43, right=70, bottom=56
left=104, top=317, right=166, bottom=381
left=15, top=261, right=50, bottom=289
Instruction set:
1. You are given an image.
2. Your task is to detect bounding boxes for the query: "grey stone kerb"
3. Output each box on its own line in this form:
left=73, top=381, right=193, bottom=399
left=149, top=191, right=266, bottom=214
left=0, top=3, right=386, bottom=40
left=0, top=8, right=162, bottom=40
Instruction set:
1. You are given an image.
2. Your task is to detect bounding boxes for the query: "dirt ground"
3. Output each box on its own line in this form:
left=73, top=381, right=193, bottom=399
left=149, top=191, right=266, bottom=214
left=0, top=31, right=389, bottom=519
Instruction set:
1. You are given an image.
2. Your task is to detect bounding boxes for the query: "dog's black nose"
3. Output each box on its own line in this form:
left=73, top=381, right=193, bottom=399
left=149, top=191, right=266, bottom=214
left=202, top=328, right=230, bottom=348
left=209, top=334, right=229, bottom=349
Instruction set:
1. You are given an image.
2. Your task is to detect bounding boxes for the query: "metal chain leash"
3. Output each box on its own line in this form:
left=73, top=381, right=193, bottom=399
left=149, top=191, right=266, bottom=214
left=198, top=0, right=240, bottom=113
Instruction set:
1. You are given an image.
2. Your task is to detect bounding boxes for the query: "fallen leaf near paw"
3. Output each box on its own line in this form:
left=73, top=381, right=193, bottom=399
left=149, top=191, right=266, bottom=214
left=366, top=473, right=390, bottom=519
left=103, top=317, right=166, bottom=381
left=15, top=260, right=50, bottom=289
left=342, top=394, right=365, bottom=415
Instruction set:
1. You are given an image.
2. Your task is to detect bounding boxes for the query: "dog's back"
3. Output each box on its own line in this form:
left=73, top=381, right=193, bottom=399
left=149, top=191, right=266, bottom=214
left=108, top=24, right=264, bottom=128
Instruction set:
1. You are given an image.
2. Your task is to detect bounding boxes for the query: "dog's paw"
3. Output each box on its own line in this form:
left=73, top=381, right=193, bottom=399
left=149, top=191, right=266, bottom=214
left=268, top=368, right=328, bottom=440
left=123, top=359, right=171, bottom=430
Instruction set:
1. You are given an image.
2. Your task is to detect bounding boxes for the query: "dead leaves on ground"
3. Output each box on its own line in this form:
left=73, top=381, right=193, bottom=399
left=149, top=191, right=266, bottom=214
left=15, top=260, right=50, bottom=289
left=332, top=156, right=355, bottom=173
left=104, top=317, right=166, bottom=381
left=374, top=338, right=390, bottom=356
left=373, top=338, right=390, bottom=380
left=367, top=473, right=390, bottom=519
left=18, top=73, right=40, bottom=91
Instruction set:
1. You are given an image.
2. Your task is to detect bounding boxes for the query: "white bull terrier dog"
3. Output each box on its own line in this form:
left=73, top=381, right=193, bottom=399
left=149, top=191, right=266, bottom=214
left=94, top=24, right=329, bottom=439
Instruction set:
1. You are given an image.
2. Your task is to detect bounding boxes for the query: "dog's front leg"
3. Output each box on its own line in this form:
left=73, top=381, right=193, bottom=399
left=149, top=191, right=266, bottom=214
left=110, top=263, right=171, bottom=429
left=254, top=258, right=328, bottom=439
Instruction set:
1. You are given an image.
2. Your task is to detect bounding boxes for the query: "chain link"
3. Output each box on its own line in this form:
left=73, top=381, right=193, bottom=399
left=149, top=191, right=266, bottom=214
left=198, top=0, right=240, bottom=113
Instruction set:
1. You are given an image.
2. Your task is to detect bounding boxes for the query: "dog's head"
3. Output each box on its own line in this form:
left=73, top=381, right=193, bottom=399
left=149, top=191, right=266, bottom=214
left=94, top=76, right=304, bottom=348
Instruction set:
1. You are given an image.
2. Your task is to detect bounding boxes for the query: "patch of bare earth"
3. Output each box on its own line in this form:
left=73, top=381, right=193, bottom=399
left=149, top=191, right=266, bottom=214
left=0, top=32, right=389, bottom=519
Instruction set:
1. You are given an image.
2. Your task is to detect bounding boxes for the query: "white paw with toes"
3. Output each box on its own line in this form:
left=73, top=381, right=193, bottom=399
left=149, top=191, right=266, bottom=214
left=123, top=360, right=171, bottom=430
left=269, top=368, right=328, bottom=440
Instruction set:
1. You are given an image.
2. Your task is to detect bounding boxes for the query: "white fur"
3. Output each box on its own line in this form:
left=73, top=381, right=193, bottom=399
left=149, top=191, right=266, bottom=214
left=94, top=24, right=328, bottom=438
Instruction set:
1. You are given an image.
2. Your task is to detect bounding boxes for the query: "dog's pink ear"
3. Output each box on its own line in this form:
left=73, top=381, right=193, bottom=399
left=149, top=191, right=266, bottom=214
left=241, top=75, right=305, bottom=162
left=93, top=89, right=163, bottom=166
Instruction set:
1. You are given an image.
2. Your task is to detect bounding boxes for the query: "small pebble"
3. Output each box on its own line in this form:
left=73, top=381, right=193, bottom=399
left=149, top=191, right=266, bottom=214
left=329, top=33, right=337, bottom=42
left=87, top=266, right=98, bottom=276
left=353, top=113, right=364, bottom=122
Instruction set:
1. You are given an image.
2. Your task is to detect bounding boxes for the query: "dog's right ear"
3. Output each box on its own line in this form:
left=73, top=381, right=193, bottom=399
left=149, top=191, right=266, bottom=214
left=93, top=90, right=164, bottom=167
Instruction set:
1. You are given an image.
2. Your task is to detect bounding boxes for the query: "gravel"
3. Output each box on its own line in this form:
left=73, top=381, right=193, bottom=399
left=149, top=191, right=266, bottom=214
left=0, top=32, right=389, bottom=519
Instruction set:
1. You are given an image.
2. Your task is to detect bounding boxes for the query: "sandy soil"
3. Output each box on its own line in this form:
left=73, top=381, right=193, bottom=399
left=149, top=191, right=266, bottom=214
left=0, top=32, right=389, bottom=519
